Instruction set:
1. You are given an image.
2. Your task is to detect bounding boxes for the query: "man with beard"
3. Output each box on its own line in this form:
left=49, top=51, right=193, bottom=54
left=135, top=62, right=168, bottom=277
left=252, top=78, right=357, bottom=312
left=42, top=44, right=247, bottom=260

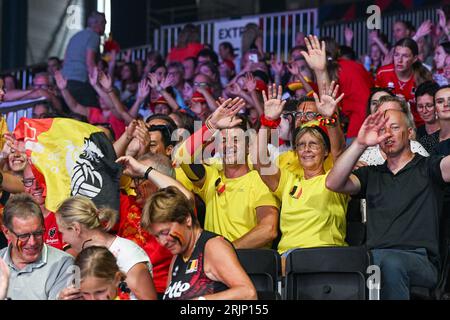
left=326, top=99, right=450, bottom=299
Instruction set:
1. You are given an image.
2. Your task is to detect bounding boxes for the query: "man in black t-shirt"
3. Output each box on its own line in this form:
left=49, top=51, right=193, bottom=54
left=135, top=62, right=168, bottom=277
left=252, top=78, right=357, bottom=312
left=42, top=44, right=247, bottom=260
left=326, top=97, right=450, bottom=300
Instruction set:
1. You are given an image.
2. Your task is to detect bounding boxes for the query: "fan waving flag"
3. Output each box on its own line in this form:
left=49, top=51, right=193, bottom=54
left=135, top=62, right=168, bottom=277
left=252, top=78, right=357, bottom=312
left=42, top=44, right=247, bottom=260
left=14, top=118, right=122, bottom=212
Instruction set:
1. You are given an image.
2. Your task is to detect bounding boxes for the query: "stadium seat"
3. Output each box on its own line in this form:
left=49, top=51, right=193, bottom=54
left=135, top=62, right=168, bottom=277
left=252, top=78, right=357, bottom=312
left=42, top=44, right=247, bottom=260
left=285, top=246, right=369, bottom=300
left=236, top=248, right=281, bottom=300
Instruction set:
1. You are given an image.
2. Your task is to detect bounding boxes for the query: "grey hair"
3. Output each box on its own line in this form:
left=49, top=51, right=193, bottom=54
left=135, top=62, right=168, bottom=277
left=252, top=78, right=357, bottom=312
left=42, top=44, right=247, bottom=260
left=138, top=153, right=175, bottom=178
left=375, top=95, right=416, bottom=138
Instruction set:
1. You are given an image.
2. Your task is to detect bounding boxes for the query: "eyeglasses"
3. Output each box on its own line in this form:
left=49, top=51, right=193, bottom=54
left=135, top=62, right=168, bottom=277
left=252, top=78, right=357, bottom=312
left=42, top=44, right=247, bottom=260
left=193, top=82, right=209, bottom=87
left=416, top=103, right=434, bottom=110
left=10, top=228, right=45, bottom=242
left=22, top=177, right=36, bottom=188
left=295, top=141, right=322, bottom=151
left=283, top=111, right=319, bottom=121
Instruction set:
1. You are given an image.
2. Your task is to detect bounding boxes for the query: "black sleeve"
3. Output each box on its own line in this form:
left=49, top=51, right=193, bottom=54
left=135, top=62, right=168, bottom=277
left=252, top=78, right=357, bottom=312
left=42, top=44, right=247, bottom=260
left=352, top=166, right=370, bottom=199
left=427, top=155, right=448, bottom=188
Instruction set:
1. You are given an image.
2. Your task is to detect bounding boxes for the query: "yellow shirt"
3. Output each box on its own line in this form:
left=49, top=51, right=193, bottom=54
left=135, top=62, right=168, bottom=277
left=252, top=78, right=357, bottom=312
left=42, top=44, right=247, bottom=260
left=274, top=168, right=349, bottom=254
left=174, top=167, right=195, bottom=191
left=193, top=165, right=279, bottom=246
left=277, top=150, right=334, bottom=178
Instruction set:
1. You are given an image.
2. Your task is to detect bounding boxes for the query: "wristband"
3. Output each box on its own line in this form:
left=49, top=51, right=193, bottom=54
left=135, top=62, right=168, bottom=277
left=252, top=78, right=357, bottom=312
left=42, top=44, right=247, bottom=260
left=143, top=166, right=154, bottom=180
left=260, top=114, right=281, bottom=129
left=205, top=116, right=216, bottom=133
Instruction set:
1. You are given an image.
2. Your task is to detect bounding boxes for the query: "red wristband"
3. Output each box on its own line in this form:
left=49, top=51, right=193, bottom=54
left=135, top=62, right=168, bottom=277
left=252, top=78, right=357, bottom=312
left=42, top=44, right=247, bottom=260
left=260, top=114, right=281, bottom=129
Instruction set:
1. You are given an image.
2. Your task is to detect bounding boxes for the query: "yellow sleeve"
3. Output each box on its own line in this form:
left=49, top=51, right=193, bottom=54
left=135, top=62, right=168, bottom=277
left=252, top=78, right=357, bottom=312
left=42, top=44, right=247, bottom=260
left=272, top=168, right=293, bottom=202
left=191, top=165, right=219, bottom=201
left=253, top=178, right=280, bottom=209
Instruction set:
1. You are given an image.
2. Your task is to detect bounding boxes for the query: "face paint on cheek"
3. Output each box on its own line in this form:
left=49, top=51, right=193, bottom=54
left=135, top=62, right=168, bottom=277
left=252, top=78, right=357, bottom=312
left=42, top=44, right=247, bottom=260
left=17, top=239, right=25, bottom=253
left=170, top=227, right=185, bottom=247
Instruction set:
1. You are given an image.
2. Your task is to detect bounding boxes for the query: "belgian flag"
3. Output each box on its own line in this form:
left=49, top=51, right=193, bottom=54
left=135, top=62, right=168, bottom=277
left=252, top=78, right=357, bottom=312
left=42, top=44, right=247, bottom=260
left=14, top=118, right=122, bottom=212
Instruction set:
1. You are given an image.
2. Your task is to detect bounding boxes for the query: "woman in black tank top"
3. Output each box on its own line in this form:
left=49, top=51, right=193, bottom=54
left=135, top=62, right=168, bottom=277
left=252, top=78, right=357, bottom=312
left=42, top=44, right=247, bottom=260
left=141, top=186, right=257, bottom=300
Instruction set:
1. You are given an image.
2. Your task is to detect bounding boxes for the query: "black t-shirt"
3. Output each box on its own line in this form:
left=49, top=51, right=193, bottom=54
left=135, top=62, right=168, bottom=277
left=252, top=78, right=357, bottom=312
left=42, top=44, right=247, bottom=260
left=163, top=230, right=228, bottom=300
left=418, top=129, right=440, bottom=154
left=353, top=154, right=448, bottom=268
left=433, top=137, right=450, bottom=157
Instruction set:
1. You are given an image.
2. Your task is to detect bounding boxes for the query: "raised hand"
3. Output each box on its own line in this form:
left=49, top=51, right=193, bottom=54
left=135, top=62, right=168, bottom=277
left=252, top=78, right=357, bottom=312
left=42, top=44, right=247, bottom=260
left=286, top=63, right=302, bottom=78
left=137, top=79, right=150, bottom=101
left=243, top=72, right=257, bottom=92
left=262, top=83, right=286, bottom=121
left=54, top=71, right=67, bottom=90
left=270, top=59, right=284, bottom=76
left=160, top=74, right=175, bottom=89
left=116, top=155, right=147, bottom=178
left=414, top=20, right=433, bottom=39
left=126, top=121, right=150, bottom=157
left=98, top=71, right=113, bottom=91
left=313, top=80, right=344, bottom=118
left=88, top=67, right=99, bottom=87
left=208, top=97, right=246, bottom=129
left=356, top=110, right=392, bottom=147
left=147, top=73, right=159, bottom=89
left=301, top=35, right=327, bottom=71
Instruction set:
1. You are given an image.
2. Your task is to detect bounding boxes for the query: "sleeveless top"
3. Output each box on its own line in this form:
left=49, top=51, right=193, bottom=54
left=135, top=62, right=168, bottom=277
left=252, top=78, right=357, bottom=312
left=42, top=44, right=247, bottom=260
left=163, top=230, right=228, bottom=300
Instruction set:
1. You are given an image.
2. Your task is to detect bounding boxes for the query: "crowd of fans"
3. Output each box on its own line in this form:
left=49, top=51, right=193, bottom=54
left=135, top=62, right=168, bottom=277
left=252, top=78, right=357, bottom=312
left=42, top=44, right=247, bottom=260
left=1, top=6, right=450, bottom=300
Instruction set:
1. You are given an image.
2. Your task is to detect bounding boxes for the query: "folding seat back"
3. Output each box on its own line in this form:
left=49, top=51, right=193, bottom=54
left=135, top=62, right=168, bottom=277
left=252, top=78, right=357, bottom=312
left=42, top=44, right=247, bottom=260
left=236, top=249, right=281, bottom=299
left=285, top=246, right=369, bottom=300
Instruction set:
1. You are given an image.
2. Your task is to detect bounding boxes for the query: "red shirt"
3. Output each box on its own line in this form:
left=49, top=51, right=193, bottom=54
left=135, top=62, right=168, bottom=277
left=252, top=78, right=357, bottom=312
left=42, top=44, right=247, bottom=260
left=44, top=211, right=65, bottom=251
left=88, top=107, right=126, bottom=141
left=337, top=58, right=374, bottom=138
left=375, top=64, right=423, bottom=127
left=118, top=193, right=173, bottom=294
left=167, top=43, right=204, bottom=63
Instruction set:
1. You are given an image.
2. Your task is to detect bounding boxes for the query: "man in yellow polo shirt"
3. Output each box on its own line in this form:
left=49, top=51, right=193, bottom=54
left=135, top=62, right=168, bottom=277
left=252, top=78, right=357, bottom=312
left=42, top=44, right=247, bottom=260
left=174, top=97, right=279, bottom=249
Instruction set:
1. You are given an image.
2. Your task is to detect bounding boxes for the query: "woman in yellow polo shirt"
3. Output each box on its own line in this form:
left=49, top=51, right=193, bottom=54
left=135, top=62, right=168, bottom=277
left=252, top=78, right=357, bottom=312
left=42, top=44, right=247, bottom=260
left=253, top=83, right=349, bottom=255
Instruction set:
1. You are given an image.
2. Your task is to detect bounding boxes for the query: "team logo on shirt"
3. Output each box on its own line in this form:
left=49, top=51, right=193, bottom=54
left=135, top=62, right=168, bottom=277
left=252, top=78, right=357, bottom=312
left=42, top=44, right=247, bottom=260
left=186, top=259, right=198, bottom=274
left=164, top=281, right=191, bottom=299
left=289, top=185, right=302, bottom=199
left=48, top=227, right=56, bottom=239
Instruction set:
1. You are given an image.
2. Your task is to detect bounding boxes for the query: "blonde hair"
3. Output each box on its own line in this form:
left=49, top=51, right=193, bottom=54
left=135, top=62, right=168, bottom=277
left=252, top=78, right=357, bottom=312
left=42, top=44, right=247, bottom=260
left=75, top=246, right=121, bottom=281
left=141, top=186, right=197, bottom=231
left=56, top=196, right=118, bottom=232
